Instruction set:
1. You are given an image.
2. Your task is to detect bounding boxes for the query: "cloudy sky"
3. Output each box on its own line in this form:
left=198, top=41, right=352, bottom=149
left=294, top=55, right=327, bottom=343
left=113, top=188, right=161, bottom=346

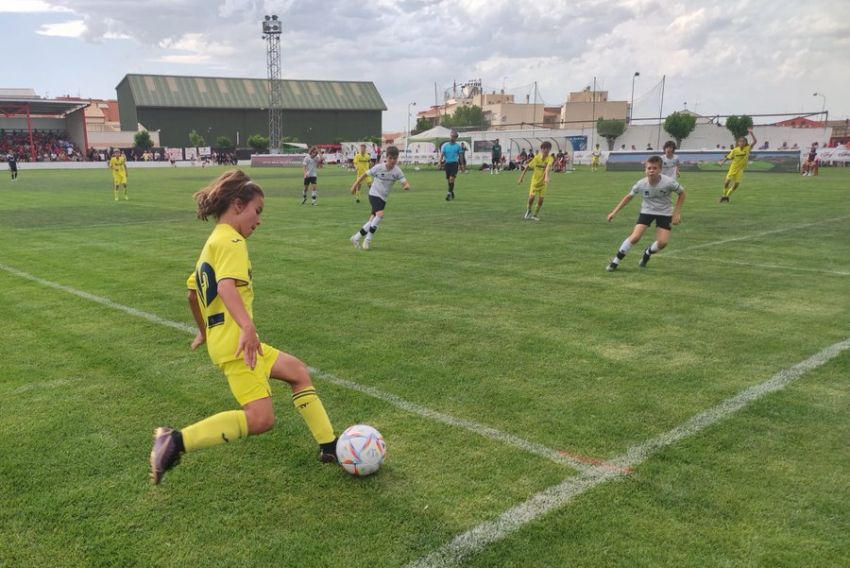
left=3, top=0, right=849, bottom=132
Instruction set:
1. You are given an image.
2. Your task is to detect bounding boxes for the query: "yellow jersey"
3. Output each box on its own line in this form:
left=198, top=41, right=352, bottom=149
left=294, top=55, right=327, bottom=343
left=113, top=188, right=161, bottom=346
left=353, top=151, right=371, bottom=172
left=187, top=223, right=254, bottom=366
left=725, top=145, right=751, bottom=174
left=109, top=155, right=126, bottom=173
left=528, top=153, right=554, bottom=187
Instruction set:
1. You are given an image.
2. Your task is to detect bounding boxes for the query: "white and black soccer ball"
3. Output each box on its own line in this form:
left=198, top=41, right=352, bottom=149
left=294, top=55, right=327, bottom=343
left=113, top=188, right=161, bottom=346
left=336, top=424, right=386, bottom=477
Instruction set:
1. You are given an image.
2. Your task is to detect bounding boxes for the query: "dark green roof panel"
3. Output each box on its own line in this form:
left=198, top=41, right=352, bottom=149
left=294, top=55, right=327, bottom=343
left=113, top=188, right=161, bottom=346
left=119, top=74, right=386, bottom=111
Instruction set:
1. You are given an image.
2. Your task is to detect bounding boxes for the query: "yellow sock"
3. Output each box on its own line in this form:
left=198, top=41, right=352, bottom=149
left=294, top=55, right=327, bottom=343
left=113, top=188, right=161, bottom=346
left=292, top=387, right=335, bottom=444
left=182, top=410, right=248, bottom=452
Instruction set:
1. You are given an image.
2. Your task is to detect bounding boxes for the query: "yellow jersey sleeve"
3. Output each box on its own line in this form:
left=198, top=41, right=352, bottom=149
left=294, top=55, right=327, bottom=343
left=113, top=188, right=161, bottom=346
left=187, top=271, right=197, bottom=290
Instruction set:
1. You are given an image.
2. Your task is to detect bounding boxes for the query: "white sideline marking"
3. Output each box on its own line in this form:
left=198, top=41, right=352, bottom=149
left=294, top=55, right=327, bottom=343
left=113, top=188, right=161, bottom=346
left=408, top=337, right=850, bottom=568
left=668, top=256, right=850, bottom=277
left=666, top=215, right=850, bottom=256
left=0, top=262, right=592, bottom=473
left=309, top=368, right=596, bottom=473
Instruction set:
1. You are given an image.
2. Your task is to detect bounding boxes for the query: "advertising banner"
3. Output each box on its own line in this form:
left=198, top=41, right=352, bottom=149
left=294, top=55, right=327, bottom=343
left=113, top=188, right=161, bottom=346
left=606, top=150, right=800, bottom=173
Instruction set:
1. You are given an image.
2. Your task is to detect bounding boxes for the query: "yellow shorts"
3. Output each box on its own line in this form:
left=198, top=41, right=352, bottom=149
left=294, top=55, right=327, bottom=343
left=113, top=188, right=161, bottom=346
left=529, top=183, right=547, bottom=196
left=219, top=343, right=281, bottom=406
left=112, top=173, right=127, bottom=185
left=725, top=170, right=743, bottom=183
left=591, top=157, right=600, bottom=165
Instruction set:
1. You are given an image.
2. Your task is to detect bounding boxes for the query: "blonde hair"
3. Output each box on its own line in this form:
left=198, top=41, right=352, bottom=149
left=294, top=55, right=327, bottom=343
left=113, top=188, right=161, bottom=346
left=193, top=169, right=264, bottom=221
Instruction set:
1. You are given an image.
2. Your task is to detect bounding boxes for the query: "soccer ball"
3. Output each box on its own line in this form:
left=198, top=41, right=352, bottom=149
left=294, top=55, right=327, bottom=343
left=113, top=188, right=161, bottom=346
left=336, top=424, right=386, bottom=477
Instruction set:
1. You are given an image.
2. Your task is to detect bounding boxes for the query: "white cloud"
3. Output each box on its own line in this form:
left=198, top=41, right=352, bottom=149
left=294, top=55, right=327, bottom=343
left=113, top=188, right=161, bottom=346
left=156, top=54, right=213, bottom=64
left=0, top=0, right=71, bottom=13
left=36, top=19, right=85, bottom=37
left=12, top=0, right=850, bottom=128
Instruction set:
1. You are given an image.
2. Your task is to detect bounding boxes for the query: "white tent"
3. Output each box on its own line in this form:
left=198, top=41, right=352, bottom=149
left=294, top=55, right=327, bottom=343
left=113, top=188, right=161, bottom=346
left=408, top=125, right=456, bottom=142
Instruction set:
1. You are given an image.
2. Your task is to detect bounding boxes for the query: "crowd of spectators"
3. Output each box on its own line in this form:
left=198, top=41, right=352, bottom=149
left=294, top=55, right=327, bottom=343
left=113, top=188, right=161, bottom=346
left=1, top=129, right=83, bottom=162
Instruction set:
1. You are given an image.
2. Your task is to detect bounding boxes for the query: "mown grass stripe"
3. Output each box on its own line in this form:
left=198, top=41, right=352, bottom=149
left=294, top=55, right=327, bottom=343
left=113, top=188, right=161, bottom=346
left=0, top=261, right=592, bottom=473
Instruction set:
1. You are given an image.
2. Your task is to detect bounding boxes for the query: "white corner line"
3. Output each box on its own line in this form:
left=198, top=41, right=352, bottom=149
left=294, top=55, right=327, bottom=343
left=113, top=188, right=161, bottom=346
left=407, top=336, right=850, bottom=568
left=666, top=215, right=850, bottom=256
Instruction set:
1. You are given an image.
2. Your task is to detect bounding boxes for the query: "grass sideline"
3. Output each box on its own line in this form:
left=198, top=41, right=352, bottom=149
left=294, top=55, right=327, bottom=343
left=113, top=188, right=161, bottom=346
left=1, top=164, right=849, bottom=567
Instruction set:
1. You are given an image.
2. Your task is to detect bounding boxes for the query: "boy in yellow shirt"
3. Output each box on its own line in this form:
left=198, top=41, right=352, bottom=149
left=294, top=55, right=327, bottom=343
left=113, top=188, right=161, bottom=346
left=718, top=128, right=756, bottom=203
left=517, top=141, right=554, bottom=221
left=108, top=149, right=128, bottom=200
left=352, top=143, right=372, bottom=203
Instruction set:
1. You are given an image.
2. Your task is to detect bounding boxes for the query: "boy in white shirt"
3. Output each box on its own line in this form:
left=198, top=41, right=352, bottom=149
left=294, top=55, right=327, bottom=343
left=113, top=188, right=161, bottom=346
left=349, top=146, right=410, bottom=250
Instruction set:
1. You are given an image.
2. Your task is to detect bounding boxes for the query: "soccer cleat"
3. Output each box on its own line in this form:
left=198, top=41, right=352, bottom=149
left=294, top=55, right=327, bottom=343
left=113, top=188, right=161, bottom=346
left=523, top=211, right=531, bottom=220
left=362, top=239, right=371, bottom=250
left=301, top=196, right=307, bottom=205
left=445, top=193, right=451, bottom=201
left=639, top=248, right=651, bottom=268
left=530, top=215, right=540, bottom=222
left=350, top=235, right=361, bottom=249
left=150, top=427, right=182, bottom=485
left=319, top=438, right=339, bottom=464
left=355, top=198, right=360, bottom=203
left=606, top=262, right=619, bottom=272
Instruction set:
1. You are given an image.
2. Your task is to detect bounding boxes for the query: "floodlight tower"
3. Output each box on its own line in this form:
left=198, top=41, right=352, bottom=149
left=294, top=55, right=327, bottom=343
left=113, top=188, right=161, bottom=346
left=262, top=15, right=283, bottom=153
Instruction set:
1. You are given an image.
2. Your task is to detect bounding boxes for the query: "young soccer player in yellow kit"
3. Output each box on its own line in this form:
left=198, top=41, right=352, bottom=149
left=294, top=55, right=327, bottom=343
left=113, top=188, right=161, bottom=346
left=517, top=141, right=554, bottom=221
left=108, top=149, right=128, bottom=200
left=718, top=127, right=756, bottom=203
left=150, top=169, right=338, bottom=484
left=352, top=143, right=372, bottom=203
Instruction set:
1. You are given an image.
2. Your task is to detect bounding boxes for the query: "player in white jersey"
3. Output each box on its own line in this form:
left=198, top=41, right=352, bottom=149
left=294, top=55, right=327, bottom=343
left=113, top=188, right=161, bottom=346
left=606, top=155, right=685, bottom=271
left=302, top=146, right=321, bottom=206
left=349, top=146, right=410, bottom=250
left=661, top=140, right=680, bottom=178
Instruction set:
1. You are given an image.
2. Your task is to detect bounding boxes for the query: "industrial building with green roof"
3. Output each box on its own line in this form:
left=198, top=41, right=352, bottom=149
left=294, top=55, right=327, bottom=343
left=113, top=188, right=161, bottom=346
left=116, top=74, right=386, bottom=148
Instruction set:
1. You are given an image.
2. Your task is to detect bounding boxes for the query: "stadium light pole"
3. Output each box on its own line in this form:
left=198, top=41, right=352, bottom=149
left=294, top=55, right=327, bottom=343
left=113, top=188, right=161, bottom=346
left=629, top=71, right=640, bottom=124
left=813, top=92, right=827, bottom=132
left=406, top=101, right=416, bottom=156
left=262, top=15, right=283, bottom=154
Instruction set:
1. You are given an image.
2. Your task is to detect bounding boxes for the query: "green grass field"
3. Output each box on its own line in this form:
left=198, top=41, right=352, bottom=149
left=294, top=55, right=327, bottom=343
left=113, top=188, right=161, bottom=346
left=1, top=163, right=848, bottom=567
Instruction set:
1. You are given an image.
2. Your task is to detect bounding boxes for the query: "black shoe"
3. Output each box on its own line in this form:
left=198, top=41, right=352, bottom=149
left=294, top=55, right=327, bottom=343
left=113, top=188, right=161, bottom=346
left=446, top=194, right=451, bottom=201
left=639, top=249, right=651, bottom=268
left=719, top=196, right=729, bottom=203
left=319, top=438, right=339, bottom=464
left=150, top=427, right=183, bottom=484
left=450, top=191, right=455, bottom=200
left=606, top=262, right=619, bottom=272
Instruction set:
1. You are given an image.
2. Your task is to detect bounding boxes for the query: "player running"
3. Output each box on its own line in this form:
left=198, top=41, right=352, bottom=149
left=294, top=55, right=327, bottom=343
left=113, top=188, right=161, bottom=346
left=349, top=146, right=410, bottom=250
left=302, top=146, right=321, bottom=206
left=661, top=140, right=680, bottom=178
left=517, top=141, right=554, bottom=221
left=718, top=128, right=756, bottom=203
left=352, top=143, right=372, bottom=203
left=606, top=155, right=686, bottom=271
